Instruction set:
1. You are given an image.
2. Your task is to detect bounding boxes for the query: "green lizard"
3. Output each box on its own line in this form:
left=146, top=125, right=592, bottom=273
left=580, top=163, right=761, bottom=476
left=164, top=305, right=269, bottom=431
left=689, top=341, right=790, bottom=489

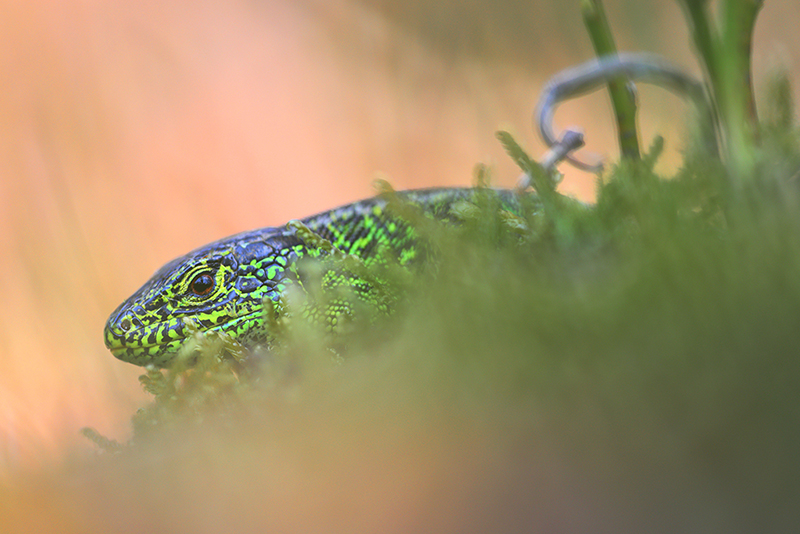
left=104, top=187, right=527, bottom=367
left=104, top=55, right=707, bottom=368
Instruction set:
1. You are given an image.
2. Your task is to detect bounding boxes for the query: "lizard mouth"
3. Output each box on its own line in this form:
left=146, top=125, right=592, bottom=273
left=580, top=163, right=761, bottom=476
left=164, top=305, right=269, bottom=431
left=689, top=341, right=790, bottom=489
left=104, top=310, right=264, bottom=367
left=103, top=315, right=188, bottom=367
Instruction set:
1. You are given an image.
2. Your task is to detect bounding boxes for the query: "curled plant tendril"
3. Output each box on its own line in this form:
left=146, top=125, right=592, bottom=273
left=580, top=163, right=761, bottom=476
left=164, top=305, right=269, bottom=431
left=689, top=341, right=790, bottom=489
left=535, top=53, right=717, bottom=173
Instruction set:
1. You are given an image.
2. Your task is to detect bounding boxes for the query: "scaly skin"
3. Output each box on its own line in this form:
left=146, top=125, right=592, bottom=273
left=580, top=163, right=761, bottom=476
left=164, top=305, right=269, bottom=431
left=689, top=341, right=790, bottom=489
left=104, top=187, right=523, bottom=367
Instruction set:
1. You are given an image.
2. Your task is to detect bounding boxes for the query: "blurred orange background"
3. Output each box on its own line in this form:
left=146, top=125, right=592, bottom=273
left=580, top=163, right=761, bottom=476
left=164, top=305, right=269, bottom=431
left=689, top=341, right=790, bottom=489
left=0, top=0, right=797, bottom=475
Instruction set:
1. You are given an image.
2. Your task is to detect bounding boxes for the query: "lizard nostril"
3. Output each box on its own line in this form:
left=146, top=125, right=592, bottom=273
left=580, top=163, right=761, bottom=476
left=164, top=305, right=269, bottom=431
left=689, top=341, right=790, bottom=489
left=120, top=318, right=132, bottom=332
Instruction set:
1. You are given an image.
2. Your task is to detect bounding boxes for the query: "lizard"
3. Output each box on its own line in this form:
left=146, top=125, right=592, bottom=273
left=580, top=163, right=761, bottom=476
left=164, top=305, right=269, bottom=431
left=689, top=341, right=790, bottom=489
left=104, top=187, right=529, bottom=367
left=104, top=55, right=708, bottom=368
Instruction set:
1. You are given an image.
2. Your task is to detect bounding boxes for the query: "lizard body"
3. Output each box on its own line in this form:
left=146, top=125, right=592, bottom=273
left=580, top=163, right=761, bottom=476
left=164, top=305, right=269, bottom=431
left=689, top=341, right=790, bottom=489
left=104, top=187, right=525, bottom=366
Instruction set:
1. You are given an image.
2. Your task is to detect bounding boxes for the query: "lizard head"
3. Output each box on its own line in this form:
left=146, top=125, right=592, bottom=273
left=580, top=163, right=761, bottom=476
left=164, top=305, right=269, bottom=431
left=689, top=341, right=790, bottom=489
left=104, top=228, right=301, bottom=367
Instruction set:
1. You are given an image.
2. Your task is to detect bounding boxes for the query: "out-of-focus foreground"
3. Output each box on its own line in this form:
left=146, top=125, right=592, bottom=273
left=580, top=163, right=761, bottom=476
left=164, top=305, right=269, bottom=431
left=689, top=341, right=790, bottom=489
left=0, top=0, right=798, bottom=531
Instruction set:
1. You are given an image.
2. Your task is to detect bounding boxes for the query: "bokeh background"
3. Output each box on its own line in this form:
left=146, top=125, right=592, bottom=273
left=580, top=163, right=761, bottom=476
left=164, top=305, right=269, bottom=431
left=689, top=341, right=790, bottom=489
left=0, top=0, right=797, bottom=476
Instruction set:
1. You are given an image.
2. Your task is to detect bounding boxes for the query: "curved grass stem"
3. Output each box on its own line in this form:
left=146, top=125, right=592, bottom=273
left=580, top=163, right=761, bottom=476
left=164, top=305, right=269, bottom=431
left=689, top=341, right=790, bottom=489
left=678, top=0, right=764, bottom=182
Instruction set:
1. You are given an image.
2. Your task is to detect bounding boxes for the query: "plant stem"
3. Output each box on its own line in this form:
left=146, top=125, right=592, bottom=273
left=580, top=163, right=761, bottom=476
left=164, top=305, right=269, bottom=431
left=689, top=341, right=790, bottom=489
left=716, top=0, right=762, bottom=177
left=678, top=0, right=764, bottom=181
left=581, top=0, right=641, bottom=163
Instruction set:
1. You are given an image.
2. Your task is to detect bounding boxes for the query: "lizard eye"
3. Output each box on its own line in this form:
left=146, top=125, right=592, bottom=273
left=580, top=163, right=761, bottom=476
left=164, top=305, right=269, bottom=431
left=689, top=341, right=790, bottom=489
left=189, top=272, right=215, bottom=296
